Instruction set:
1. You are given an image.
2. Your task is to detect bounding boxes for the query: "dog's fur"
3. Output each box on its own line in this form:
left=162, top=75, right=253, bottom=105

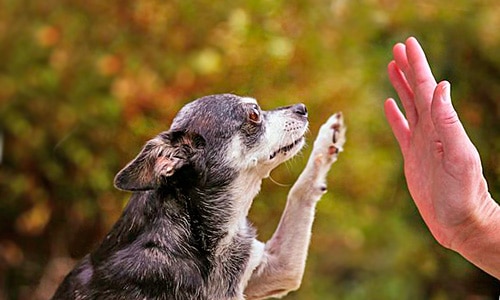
left=52, top=94, right=346, bottom=300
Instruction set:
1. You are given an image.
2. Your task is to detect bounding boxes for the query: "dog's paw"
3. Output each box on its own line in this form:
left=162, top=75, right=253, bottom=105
left=312, top=112, right=346, bottom=166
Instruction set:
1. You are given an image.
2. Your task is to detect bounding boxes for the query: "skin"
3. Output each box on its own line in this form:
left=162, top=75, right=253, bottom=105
left=384, top=37, right=500, bottom=279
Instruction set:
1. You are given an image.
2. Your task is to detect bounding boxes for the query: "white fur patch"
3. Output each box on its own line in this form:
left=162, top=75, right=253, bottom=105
left=240, top=97, right=258, bottom=105
left=239, top=239, right=265, bottom=292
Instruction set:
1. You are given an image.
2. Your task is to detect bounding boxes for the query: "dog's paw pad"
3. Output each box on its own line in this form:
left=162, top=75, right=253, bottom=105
left=313, top=112, right=346, bottom=163
left=328, top=145, right=339, bottom=155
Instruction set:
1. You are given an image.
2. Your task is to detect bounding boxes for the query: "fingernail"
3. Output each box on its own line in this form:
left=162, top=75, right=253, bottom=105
left=441, top=81, right=451, bottom=103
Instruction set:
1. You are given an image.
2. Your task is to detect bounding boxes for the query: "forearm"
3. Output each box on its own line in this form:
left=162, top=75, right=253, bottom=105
left=452, top=195, right=500, bottom=279
left=244, top=166, right=324, bottom=299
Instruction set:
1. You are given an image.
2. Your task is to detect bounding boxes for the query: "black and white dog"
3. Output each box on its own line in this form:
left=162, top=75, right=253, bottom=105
left=52, top=94, right=346, bottom=300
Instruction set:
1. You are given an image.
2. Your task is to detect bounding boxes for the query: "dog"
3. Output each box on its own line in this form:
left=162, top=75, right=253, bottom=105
left=52, top=94, right=346, bottom=300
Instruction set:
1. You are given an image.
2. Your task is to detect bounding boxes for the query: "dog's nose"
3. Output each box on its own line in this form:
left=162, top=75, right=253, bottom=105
left=292, top=103, right=308, bottom=117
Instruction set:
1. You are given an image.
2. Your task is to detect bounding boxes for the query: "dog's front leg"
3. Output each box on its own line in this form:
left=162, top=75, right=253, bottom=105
left=244, top=113, right=346, bottom=299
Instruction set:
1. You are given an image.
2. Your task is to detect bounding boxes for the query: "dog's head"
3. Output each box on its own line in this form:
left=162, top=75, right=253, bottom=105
left=114, top=94, right=308, bottom=191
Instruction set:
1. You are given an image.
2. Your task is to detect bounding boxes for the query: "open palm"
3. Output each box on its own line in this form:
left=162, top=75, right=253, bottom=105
left=383, top=37, right=494, bottom=250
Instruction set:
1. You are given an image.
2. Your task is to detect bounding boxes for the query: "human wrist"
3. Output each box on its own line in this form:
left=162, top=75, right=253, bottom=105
left=450, top=194, right=500, bottom=279
left=450, top=193, right=499, bottom=255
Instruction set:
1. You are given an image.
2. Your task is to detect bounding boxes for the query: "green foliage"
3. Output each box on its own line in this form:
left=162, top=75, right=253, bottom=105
left=0, top=0, right=499, bottom=299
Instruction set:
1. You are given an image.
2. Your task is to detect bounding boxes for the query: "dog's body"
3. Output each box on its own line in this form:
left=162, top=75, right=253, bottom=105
left=52, top=94, right=346, bottom=300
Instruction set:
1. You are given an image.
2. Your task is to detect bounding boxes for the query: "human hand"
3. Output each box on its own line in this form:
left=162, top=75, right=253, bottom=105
left=384, top=37, right=496, bottom=251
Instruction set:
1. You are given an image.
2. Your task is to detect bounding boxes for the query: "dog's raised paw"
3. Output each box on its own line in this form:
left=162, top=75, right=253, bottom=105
left=313, top=112, right=346, bottom=166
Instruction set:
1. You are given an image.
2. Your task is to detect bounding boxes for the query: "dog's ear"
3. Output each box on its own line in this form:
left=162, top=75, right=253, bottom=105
left=114, top=131, right=205, bottom=191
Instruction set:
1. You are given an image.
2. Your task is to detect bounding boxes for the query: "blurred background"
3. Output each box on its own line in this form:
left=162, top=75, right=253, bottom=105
left=1, top=0, right=499, bottom=299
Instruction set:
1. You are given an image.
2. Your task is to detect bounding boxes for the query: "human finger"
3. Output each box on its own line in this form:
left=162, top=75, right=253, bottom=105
left=405, top=37, right=437, bottom=109
left=430, top=81, right=475, bottom=162
left=388, top=60, right=418, bottom=128
left=384, top=98, right=411, bottom=155
left=392, top=42, right=414, bottom=84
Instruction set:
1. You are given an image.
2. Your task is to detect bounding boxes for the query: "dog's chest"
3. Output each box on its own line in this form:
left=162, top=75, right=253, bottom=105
left=204, top=223, right=259, bottom=299
left=237, top=239, right=265, bottom=295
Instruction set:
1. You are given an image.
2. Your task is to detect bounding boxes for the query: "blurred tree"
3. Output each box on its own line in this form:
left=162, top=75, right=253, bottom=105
left=0, top=0, right=498, bottom=299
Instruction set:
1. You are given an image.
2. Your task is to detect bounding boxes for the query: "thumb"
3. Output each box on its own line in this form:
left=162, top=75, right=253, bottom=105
left=431, top=81, right=473, bottom=156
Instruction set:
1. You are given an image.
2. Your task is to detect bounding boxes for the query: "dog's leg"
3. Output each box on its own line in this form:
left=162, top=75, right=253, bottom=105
left=244, top=113, right=346, bottom=299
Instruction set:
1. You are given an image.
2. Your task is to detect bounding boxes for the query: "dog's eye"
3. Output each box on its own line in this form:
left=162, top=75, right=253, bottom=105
left=248, top=105, right=261, bottom=123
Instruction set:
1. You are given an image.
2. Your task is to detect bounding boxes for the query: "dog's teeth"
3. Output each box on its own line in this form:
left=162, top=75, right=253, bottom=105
left=269, top=137, right=303, bottom=160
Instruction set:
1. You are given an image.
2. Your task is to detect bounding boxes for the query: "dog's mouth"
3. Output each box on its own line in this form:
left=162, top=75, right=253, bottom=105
left=269, top=136, right=304, bottom=160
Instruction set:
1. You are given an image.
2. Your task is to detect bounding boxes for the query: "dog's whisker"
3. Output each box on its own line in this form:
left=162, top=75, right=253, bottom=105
left=268, top=173, right=292, bottom=187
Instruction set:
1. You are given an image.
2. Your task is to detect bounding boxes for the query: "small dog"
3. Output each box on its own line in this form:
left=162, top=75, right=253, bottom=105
left=52, top=94, right=346, bottom=300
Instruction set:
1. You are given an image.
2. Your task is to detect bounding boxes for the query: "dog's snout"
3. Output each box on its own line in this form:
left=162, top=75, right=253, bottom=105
left=292, top=103, right=308, bottom=117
